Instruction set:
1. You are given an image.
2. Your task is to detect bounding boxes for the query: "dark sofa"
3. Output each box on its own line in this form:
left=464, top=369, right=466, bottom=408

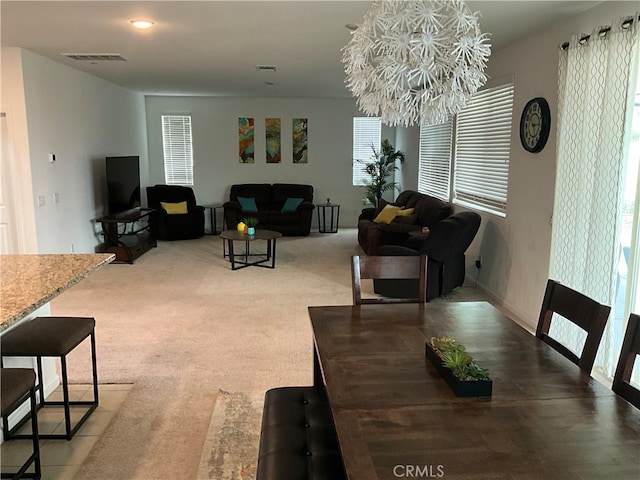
left=223, top=183, right=315, bottom=236
left=376, top=211, right=481, bottom=300
left=358, top=190, right=452, bottom=255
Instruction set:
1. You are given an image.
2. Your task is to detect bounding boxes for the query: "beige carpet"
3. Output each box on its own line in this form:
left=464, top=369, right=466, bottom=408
left=52, top=229, right=487, bottom=480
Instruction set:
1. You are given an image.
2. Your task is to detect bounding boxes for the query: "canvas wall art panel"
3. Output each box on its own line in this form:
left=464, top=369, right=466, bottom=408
left=292, top=118, right=308, bottom=163
left=265, top=117, right=281, bottom=163
left=238, top=117, right=254, bottom=163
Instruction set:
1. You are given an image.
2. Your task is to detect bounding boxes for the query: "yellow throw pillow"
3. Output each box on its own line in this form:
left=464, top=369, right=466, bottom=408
left=373, top=204, right=404, bottom=224
left=160, top=201, right=188, bottom=215
left=395, top=207, right=415, bottom=217
left=373, top=198, right=390, bottom=218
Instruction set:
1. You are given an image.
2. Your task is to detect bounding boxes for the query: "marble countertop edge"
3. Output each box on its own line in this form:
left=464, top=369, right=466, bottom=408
left=1, top=253, right=115, bottom=331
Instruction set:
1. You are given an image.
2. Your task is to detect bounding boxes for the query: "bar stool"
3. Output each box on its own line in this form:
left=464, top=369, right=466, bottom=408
left=1, top=368, right=42, bottom=479
left=1, top=316, right=99, bottom=440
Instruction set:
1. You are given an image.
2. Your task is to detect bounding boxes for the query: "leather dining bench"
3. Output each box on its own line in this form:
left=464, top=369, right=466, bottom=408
left=256, top=386, right=346, bottom=480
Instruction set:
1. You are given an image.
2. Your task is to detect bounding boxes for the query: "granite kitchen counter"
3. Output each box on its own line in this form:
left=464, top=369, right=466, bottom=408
left=0, top=253, right=114, bottom=331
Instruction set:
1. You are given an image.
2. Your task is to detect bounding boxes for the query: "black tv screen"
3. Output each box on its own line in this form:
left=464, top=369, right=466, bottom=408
left=106, top=156, right=141, bottom=216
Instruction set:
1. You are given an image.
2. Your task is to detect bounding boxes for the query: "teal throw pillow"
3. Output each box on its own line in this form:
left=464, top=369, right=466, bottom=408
left=281, top=197, right=303, bottom=213
left=237, top=196, right=258, bottom=212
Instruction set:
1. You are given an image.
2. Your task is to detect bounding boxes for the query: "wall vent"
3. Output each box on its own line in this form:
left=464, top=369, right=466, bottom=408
left=255, top=65, right=277, bottom=72
left=62, top=53, right=128, bottom=62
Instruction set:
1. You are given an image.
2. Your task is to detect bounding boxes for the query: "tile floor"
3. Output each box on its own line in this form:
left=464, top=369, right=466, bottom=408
left=1, top=383, right=133, bottom=479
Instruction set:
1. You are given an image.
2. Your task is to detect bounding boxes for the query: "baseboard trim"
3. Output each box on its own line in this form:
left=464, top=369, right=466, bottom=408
left=464, top=276, right=535, bottom=334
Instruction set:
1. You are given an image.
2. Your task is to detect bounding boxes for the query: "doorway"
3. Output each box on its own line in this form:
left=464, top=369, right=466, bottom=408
left=0, top=111, right=19, bottom=253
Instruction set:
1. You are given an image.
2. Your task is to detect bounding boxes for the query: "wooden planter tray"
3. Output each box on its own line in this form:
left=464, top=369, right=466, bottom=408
left=425, top=343, right=493, bottom=397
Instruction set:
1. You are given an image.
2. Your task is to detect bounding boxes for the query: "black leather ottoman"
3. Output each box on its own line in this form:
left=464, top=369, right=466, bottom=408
left=256, top=386, right=346, bottom=480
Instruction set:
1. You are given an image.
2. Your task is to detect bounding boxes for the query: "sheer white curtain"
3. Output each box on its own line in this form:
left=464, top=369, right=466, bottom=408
left=549, top=15, right=639, bottom=377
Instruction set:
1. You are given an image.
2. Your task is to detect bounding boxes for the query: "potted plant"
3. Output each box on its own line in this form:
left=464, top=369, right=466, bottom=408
left=426, top=336, right=492, bottom=397
left=243, top=217, right=259, bottom=235
left=357, top=139, right=405, bottom=208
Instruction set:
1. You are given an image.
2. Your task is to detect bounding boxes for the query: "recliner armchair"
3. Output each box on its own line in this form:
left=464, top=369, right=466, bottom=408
left=146, top=184, right=205, bottom=240
left=376, top=211, right=481, bottom=301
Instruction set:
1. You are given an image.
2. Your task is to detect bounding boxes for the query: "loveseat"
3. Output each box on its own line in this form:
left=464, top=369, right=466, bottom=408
left=223, top=183, right=315, bottom=236
left=357, top=190, right=452, bottom=255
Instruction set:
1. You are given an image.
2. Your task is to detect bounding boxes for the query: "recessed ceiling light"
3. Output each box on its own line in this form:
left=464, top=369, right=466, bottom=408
left=130, top=20, right=154, bottom=30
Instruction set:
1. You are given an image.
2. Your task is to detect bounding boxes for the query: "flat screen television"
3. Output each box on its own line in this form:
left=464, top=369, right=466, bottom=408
left=105, top=156, right=141, bottom=216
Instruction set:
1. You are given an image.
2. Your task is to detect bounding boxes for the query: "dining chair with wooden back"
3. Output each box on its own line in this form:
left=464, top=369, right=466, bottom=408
left=536, top=279, right=611, bottom=374
left=351, top=255, right=427, bottom=305
left=612, top=313, right=640, bottom=409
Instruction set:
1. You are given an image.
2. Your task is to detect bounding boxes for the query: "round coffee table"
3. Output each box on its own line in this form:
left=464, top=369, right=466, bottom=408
left=219, top=229, right=283, bottom=270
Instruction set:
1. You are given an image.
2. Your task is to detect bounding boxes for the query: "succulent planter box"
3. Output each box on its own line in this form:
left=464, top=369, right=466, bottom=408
left=425, top=343, right=493, bottom=397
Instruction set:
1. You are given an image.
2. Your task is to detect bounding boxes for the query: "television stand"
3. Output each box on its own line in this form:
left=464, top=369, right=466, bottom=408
left=96, top=208, right=157, bottom=264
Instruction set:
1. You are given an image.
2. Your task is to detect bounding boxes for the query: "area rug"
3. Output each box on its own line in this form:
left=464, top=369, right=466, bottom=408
left=197, top=389, right=264, bottom=480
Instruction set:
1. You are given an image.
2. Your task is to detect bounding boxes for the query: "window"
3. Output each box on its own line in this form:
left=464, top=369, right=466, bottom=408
left=353, top=117, right=381, bottom=186
left=417, top=81, right=514, bottom=216
left=418, top=119, right=453, bottom=201
left=454, top=82, right=514, bottom=216
left=612, top=75, right=640, bottom=386
left=161, top=115, right=193, bottom=185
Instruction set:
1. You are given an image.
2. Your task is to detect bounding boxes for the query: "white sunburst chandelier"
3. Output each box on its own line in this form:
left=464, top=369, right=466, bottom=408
left=342, top=0, right=491, bottom=127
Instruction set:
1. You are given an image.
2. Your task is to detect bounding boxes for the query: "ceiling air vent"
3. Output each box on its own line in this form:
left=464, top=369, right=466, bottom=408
left=255, top=65, right=277, bottom=72
left=62, top=53, right=128, bottom=62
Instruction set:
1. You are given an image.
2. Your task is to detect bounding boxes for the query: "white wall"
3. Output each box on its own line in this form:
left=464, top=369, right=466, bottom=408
left=19, top=49, right=148, bottom=253
left=145, top=95, right=386, bottom=227
left=462, top=1, right=637, bottom=328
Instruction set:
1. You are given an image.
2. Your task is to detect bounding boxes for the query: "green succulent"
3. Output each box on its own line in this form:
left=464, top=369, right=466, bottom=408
left=466, top=363, right=490, bottom=381
left=243, top=217, right=259, bottom=228
left=439, top=349, right=473, bottom=380
left=430, top=336, right=490, bottom=381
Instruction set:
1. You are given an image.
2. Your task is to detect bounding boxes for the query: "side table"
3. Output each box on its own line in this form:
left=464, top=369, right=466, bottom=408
left=202, top=204, right=224, bottom=235
left=316, top=203, right=340, bottom=233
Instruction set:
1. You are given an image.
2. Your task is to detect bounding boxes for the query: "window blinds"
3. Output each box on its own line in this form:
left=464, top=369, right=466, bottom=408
left=418, top=120, right=453, bottom=201
left=453, top=83, right=514, bottom=216
left=352, top=117, right=381, bottom=186
left=161, top=115, right=194, bottom=186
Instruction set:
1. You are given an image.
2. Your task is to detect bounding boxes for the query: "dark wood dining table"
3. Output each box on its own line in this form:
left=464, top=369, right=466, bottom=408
left=308, top=301, right=640, bottom=480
